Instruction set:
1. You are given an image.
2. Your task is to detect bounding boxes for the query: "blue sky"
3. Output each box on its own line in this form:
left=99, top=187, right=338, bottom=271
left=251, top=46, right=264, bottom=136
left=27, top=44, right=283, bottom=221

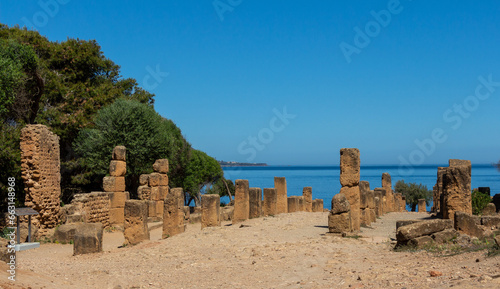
left=1, top=1, right=500, bottom=166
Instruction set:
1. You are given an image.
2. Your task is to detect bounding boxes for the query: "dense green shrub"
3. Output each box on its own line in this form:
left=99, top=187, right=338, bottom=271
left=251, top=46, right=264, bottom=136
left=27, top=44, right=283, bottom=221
left=394, top=180, right=432, bottom=211
left=472, top=190, right=491, bottom=215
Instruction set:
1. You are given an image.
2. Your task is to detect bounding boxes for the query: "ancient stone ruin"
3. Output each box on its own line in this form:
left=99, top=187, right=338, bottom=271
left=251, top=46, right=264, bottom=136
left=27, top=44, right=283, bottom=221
left=163, top=187, right=185, bottom=238
left=441, top=159, right=472, bottom=220
left=124, top=200, right=150, bottom=245
left=287, top=196, right=305, bottom=213
left=382, top=173, right=394, bottom=212
left=249, top=188, right=262, bottom=219
left=274, top=177, right=288, bottom=214
left=201, top=194, right=221, bottom=229
left=328, top=193, right=351, bottom=233
left=339, top=148, right=361, bottom=231
left=233, top=180, right=250, bottom=224
left=303, top=187, right=313, bottom=212
left=20, top=124, right=62, bottom=236
left=312, top=199, right=324, bottom=212
left=138, top=159, right=170, bottom=221
left=418, top=199, right=426, bottom=213
left=359, top=181, right=374, bottom=226
left=73, top=223, right=103, bottom=255
left=263, top=188, right=277, bottom=216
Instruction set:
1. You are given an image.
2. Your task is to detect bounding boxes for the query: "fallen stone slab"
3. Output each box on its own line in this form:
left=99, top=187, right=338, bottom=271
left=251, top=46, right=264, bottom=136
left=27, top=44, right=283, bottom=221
left=396, top=219, right=453, bottom=243
left=73, top=223, right=103, bottom=255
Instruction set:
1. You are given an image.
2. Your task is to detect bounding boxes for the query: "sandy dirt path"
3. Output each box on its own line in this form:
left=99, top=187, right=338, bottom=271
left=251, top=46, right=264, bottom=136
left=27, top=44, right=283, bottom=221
left=1, top=211, right=500, bottom=289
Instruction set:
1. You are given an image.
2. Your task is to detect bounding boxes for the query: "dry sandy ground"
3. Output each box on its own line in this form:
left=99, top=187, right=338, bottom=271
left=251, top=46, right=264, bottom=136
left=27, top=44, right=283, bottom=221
left=1, top=212, right=500, bottom=289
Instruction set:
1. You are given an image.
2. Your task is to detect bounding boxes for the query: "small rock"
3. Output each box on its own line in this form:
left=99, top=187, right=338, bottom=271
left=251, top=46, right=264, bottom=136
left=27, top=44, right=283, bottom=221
left=429, top=271, right=443, bottom=277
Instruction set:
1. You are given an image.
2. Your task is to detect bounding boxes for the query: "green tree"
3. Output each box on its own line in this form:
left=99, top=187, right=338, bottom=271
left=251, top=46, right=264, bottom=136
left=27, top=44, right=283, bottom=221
left=471, top=190, right=491, bottom=215
left=73, top=99, right=190, bottom=199
left=206, top=177, right=235, bottom=203
left=394, top=180, right=432, bottom=211
left=183, top=150, right=224, bottom=206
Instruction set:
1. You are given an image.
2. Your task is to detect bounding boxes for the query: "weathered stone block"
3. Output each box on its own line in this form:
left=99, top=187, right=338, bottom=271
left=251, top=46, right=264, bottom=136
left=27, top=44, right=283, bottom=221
left=220, top=206, right=234, bottom=222
left=340, top=148, right=360, bottom=187
left=374, top=188, right=386, bottom=215
left=163, top=188, right=185, bottom=238
left=153, top=159, right=169, bottom=174
left=312, top=199, right=324, bottom=212
left=201, top=194, right=220, bottom=229
left=481, top=203, right=496, bottom=216
left=156, top=201, right=164, bottom=219
left=418, top=199, right=426, bottom=213
left=138, top=185, right=152, bottom=200
left=124, top=200, right=149, bottom=245
left=303, top=187, right=313, bottom=212
left=368, top=209, right=376, bottom=223
left=149, top=173, right=161, bottom=187
left=331, top=193, right=350, bottom=214
left=139, top=174, right=149, bottom=186
left=233, top=180, right=250, bottom=224
left=73, top=223, right=103, bottom=255
left=103, top=176, right=125, bottom=192
left=396, top=220, right=422, bottom=230
left=109, top=160, right=126, bottom=177
left=481, top=216, right=500, bottom=228
left=150, top=186, right=159, bottom=201
left=159, top=174, right=169, bottom=186
left=340, top=186, right=360, bottom=231
left=408, top=236, right=433, bottom=247
left=112, top=146, right=126, bottom=161
left=328, top=212, right=351, bottom=233
left=287, top=196, right=301, bottom=213
left=54, top=223, right=79, bottom=243
left=263, top=188, right=277, bottom=216
left=359, top=181, right=370, bottom=209
left=249, top=188, right=262, bottom=219
left=396, top=219, right=453, bottom=243
left=361, top=208, right=371, bottom=226
left=442, top=160, right=472, bottom=220
left=432, top=229, right=459, bottom=244
left=109, top=207, right=125, bottom=225
left=147, top=200, right=157, bottom=218
left=382, top=173, right=394, bottom=212
left=454, top=211, right=483, bottom=238
left=297, top=196, right=305, bottom=211
left=274, top=177, right=288, bottom=214
left=158, top=186, right=169, bottom=201
left=109, top=192, right=128, bottom=208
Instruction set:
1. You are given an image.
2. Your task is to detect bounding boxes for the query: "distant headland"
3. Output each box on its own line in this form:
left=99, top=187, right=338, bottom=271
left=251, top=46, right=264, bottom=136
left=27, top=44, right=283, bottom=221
left=218, top=161, right=267, bottom=167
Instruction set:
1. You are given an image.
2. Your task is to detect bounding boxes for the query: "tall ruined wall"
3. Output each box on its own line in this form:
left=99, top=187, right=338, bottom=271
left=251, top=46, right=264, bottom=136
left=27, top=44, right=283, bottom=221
left=20, top=124, right=62, bottom=235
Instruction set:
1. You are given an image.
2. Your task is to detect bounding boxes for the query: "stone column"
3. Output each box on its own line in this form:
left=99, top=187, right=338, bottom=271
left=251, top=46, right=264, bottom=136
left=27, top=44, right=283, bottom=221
left=249, top=188, right=262, bottom=219
left=418, top=199, right=426, bottom=213
left=312, top=199, right=324, bottom=212
left=359, top=181, right=371, bottom=226
left=328, top=193, right=352, bottom=233
left=233, top=180, right=250, bottom=224
left=433, top=167, right=446, bottom=213
left=263, top=188, right=277, bottom=216
left=303, top=187, right=313, bottom=212
left=163, top=188, right=185, bottom=238
left=20, top=124, right=62, bottom=236
left=287, top=196, right=303, bottom=213
left=108, top=146, right=129, bottom=227
left=201, top=194, right=220, bottom=229
left=339, top=148, right=360, bottom=231
left=382, top=173, right=394, bottom=212
left=274, top=177, right=288, bottom=214
left=124, top=200, right=150, bottom=245
left=442, top=159, right=472, bottom=220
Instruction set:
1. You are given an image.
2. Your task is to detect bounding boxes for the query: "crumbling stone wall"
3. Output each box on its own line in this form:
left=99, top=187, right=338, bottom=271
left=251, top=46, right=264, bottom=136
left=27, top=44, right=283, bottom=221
left=20, top=124, right=62, bottom=235
left=339, top=148, right=360, bottom=231
left=138, top=159, right=169, bottom=221
left=71, top=192, right=111, bottom=228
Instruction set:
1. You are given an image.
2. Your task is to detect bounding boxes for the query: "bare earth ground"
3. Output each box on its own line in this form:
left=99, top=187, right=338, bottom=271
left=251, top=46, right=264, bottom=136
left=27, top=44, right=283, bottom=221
left=1, top=212, right=500, bottom=289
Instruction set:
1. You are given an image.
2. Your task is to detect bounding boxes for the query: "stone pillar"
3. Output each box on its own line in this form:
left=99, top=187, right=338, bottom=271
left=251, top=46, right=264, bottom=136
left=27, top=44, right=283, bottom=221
left=382, top=173, right=394, bottom=212
left=274, top=177, right=288, bottom=214
left=20, top=124, right=62, bottom=236
left=249, top=188, right=262, bottom=219
left=359, top=181, right=371, bottom=226
left=163, top=188, right=185, bottom=238
left=303, top=187, right=313, bottom=212
left=201, top=194, right=220, bottom=229
left=442, top=159, right=472, bottom=220
left=233, top=180, right=250, bottom=224
left=328, top=193, right=352, bottom=233
left=138, top=159, right=169, bottom=221
left=339, top=148, right=360, bottom=231
left=287, top=196, right=304, bottom=213
left=418, top=199, right=426, bottom=213
left=374, top=188, right=386, bottom=214
left=312, top=199, right=324, bottom=212
left=263, top=188, right=277, bottom=216
left=124, top=200, right=150, bottom=245
left=374, top=197, right=381, bottom=217
left=108, top=146, right=129, bottom=227
left=433, top=167, right=446, bottom=213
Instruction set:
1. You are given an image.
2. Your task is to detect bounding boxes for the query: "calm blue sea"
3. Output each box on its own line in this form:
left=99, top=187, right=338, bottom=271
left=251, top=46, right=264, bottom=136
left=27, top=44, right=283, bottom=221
left=223, top=165, right=500, bottom=210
